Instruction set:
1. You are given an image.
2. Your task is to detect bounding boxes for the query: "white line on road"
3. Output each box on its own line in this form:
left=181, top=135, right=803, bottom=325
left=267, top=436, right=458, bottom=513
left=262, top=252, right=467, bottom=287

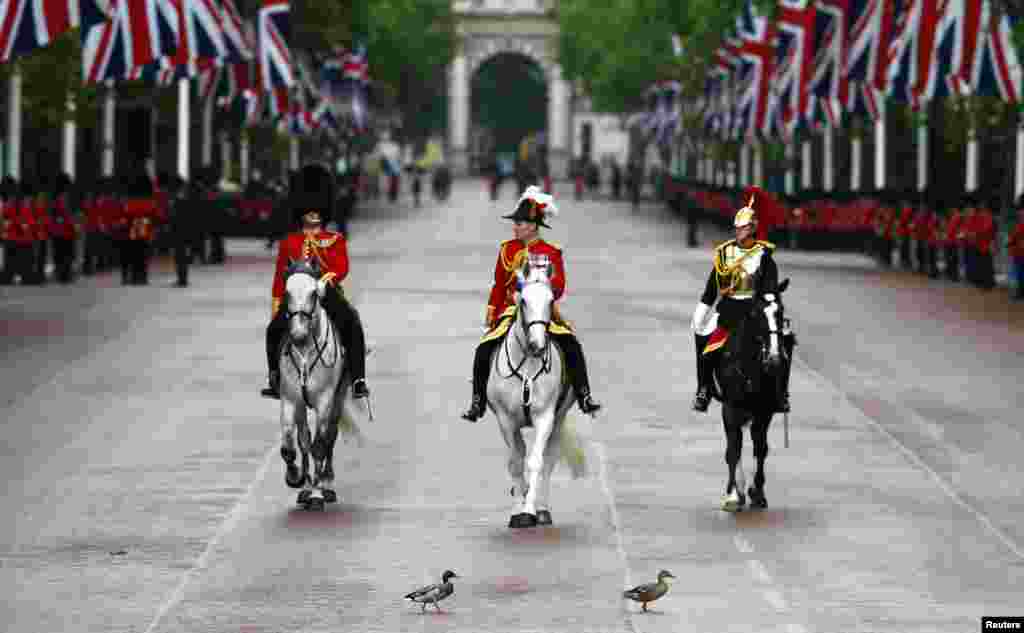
left=594, top=441, right=642, bottom=633
left=143, top=442, right=277, bottom=633
left=796, top=356, right=1024, bottom=562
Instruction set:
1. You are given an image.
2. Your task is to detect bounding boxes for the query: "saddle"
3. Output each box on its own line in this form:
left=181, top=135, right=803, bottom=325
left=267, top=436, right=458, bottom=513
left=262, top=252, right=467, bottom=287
left=480, top=305, right=574, bottom=343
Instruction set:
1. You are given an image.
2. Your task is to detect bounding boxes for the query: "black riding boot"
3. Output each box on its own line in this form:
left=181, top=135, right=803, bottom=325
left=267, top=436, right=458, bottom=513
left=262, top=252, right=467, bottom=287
left=557, top=334, right=602, bottom=415
left=262, top=310, right=287, bottom=398
left=324, top=291, right=370, bottom=398
left=693, top=334, right=714, bottom=412
left=777, top=332, right=797, bottom=413
left=462, top=339, right=498, bottom=421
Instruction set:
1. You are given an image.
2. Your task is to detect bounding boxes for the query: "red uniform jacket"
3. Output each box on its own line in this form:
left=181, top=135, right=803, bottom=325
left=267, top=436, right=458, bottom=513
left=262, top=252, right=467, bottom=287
left=971, top=210, right=995, bottom=255
left=32, top=201, right=49, bottom=241
left=946, top=211, right=962, bottom=245
left=48, top=197, right=78, bottom=241
left=6, top=200, right=37, bottom=244
left=486, top=238, right=565, bottom=327
left=124, top=197, right=166, bottom=241
left=1008, top=222, right=1024, bottom=260
left=271, top=230, right=350, bottom=314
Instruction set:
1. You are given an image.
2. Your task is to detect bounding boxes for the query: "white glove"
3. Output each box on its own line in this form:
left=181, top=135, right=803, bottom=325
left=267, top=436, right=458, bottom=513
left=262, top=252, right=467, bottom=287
left=691, top=302, right=713, bottom=334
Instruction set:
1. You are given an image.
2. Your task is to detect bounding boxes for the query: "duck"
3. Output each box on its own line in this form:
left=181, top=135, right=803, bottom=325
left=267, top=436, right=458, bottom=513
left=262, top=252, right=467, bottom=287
left=405, top=570, right=458, bottom=612
left=623, top=570, right=675, bottom=612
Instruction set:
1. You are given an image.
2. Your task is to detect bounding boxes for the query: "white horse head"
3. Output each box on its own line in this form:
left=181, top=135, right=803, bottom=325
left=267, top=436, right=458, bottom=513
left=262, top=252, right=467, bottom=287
left=284, top=259, right=328, bottom=344
left=515, top=255, right=554, bottom=357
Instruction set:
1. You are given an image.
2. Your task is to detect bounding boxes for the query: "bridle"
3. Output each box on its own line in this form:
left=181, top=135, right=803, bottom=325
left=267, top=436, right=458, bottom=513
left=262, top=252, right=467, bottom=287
left=282, top=271, right=339, bottom=408
left=498, top=277, right=554, bottom=416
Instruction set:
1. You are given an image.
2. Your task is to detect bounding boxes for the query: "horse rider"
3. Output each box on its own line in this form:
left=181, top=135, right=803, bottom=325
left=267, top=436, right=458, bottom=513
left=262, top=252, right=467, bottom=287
left=462, top=185, right=602, bottom=422
left=691, top=196, right=793, bottom=414
left=261, top=163, right=370, bottom=401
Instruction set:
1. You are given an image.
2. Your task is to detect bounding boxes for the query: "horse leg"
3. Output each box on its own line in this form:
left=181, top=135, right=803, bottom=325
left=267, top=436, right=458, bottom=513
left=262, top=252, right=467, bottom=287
left=535, top=421, right=561, bottom=526
left=318, top=395, right=342, bottom=504
left=499, top=421, right=527, bottom=506
left=748, top=412, right=772, bottom=509
left=280, top=399, right=304, bottom=489
left=296, top=409, right=317, bottom=508
left=305, top=402, right=328, bottom=510
left=721, top=405, right=746, bottom=512
left=522, top=412, right=556, bottom=518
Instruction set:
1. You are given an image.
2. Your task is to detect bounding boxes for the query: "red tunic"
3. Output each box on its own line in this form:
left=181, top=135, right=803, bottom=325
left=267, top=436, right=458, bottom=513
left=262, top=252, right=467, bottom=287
left=946, top=210, right=962, bottom=245
left=485, top=238, right=565, bottom=327
left=32, top=201, right=49, bottom=241
left=1008, top=222, right=1024, bottom=260
left=48, top=197, right=78, bottom=240
left=271, top=230, right=350, bottom=313
left=972, top=210, right=995, bottom=255
left=6, top=200, right=37, bottom=245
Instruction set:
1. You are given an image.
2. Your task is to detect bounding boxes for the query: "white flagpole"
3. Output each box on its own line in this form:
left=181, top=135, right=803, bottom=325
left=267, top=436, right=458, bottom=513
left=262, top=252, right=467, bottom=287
left=823, top=124, right=834, bottom=192
left=7, top=65, right=23, bottom=179
left=62, top=94, right=76, bottom=179
left=177, top=78, right=190, bottom=181
left=851, top=134, right=862, bottom=191
left=102, top=81, right=116, bottom=177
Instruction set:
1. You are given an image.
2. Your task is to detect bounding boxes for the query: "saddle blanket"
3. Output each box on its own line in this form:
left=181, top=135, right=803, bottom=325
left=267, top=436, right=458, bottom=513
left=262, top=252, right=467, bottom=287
left=703, top=327, right=729, bottom=355
left=480, top=306, right=574, bottom=343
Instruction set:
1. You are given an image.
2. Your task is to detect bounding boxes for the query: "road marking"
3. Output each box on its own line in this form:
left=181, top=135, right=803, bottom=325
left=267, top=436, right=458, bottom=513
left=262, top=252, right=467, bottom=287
left=143, top=443, right=277, bottom=633
left=594, top=442, right=642, bottom=633
left=796, top=356, right=1024, bottom=562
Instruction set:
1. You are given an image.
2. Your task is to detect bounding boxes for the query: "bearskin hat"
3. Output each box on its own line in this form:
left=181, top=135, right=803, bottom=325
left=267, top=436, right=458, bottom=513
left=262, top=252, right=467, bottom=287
left=290, top=163, right=335, bottom=223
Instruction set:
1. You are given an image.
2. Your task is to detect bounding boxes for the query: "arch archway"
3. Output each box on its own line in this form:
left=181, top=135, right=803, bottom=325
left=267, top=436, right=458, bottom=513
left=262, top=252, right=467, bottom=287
left=469, top=52, right=547, bottom=175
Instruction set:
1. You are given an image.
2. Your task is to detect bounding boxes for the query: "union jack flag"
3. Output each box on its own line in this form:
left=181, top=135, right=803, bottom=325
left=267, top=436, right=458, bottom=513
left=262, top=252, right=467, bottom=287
left=884, top=0, right=929, bottom=106
left=258, top=0, right=293, bottom=91
left=81, top=0, right=182, bottom=83
left=964, top=1, right=1022, bottom=102
left=0, top=0, right=82, bottom=63
left=767, top=0, right=816, bottom=139
left=844, top=0, right=894, bottom=120
left=218, top=0, right=250, bottom=61
left=809, top=0, right=851, bottom=127
left=733, top=0, right=774, bottom=141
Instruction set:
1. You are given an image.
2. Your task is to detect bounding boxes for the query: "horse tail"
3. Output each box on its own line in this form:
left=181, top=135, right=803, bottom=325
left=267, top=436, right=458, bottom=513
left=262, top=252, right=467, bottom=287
left=557, top=412, right=588, bottom=479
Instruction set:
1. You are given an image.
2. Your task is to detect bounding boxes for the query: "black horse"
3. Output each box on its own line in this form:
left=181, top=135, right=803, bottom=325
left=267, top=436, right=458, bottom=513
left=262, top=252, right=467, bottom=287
left=712, top=279, right=794, bottom=512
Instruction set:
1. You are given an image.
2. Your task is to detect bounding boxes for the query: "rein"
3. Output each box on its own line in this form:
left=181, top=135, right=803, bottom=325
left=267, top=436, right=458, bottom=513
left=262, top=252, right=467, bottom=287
left=283, top=280, right=340, bottom=408
left=497, top=280, right=554, bottom=422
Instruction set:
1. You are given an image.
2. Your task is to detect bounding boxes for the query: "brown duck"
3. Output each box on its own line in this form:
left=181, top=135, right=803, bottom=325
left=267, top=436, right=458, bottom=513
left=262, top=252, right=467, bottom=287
left=623, top=570, right=675, bottom=612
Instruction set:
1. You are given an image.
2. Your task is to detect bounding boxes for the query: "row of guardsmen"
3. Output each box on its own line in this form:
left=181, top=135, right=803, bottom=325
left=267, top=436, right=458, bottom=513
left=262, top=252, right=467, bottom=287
left=0, top=169, right=230, bottom=288
left=667, top=180, right=1024, bottom=300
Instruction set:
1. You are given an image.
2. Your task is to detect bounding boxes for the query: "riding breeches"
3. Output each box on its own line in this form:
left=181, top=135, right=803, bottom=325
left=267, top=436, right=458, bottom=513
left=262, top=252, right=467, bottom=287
left=266, top=287, right=367, bottom=382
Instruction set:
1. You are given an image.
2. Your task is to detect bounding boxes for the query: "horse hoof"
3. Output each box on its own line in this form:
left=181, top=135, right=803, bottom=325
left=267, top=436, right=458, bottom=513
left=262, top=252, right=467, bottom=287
left=285, top=465, right=304, bottom=489
left=509, top=513, right=538, bottom=528
left=720, top=492, right=746, bottom=513
left=322, top=489, right=338, bottom=504
left=747, top=487, right=767, bottom=509
left=536, top=510, right=552, bottom=526
left=297, top=489, right=312, bottom=506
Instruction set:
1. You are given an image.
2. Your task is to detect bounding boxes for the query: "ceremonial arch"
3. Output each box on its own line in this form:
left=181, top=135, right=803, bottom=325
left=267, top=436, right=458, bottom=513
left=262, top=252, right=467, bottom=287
left=448, top=0, right=572, bottom=178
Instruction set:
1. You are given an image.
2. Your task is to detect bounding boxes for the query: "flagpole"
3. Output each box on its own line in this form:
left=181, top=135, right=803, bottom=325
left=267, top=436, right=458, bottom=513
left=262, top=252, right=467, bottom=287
left=874, top=112, right=886, bottom=190
left=784, top=141, right=794, bottom=195
left=753, top=141, right=763, bottom=186
left=178, top=78, right=190, bottom=181
left=1016, top=114, right=1024, bottom=199
left=916, top=116, right=927, bottom=192
left=202, top=91, right=214, bottom=168
left=7, top=64, right=22, bottom=180
left=102, top=81, right=116, bottom=178
left=62, top=93, right=76, bottom=179
left=240, top=130, right=250, bottom=186
left=221, top=131, right=231, bottom=186
left=740, top=143, right=750, bottom=187
left=850, top=133, right=861, bottom=192
left=966, top=125, right=978, bottom=193
left=801, top=138, right=812, bottom=190
left=823, top=124, right=834, bottom=192
left=289, top=136, right=299, bottom=170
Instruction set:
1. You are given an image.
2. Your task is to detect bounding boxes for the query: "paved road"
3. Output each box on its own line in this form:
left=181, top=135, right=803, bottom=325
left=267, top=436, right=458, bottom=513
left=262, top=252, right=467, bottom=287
left=2, top=179, right=1023, bottom=633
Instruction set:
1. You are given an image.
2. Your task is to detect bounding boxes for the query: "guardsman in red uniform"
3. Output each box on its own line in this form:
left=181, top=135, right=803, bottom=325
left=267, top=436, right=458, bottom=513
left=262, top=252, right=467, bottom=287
left=461, top=185, right=602, bottom=422
left=895, top=190, right=915, bottom=269
left=1008, top=195, right=1024, bottom=300
left=923, top=190, right=941, bottom=279
left=261, top=164, right=369, bottom=400
left=971, top=197, right=997, bottom=290
left=7, top=181, right=38, bottom=283
left=30, top=182, right=51, bottom=284
left=1, top=177, right=24, bottom=284
left=49, top=173, right=79, bottom=284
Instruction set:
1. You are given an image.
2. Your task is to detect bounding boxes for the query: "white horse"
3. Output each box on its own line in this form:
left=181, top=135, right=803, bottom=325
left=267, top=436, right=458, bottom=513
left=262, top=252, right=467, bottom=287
left=278, top=259, right=360, bottom=510
left=488, top=255, right=576, bottom=528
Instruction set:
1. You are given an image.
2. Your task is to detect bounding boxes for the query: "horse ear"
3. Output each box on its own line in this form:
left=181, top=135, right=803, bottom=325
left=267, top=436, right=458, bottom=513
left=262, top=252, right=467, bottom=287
left=778, top=278, right=790, bottom=294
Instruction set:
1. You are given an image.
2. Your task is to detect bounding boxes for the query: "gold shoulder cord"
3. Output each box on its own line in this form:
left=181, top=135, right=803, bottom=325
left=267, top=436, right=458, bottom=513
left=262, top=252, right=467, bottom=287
left=713, top=242, right=761, bottom=293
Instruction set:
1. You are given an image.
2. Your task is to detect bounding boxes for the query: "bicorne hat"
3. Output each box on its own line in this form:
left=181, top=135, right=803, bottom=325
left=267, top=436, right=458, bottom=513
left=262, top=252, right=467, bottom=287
left=290, top=163, right=335, bottom=224
left=503, top=185, right=558, bottom=228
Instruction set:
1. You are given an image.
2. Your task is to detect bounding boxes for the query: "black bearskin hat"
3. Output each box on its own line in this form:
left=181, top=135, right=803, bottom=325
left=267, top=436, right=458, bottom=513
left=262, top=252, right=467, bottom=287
left=290, top=163, right=335, bottom=223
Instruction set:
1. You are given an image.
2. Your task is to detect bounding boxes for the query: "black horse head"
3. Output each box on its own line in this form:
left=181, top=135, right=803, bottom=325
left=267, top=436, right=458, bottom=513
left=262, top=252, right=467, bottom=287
left=718, top=279, right=791, bottom=405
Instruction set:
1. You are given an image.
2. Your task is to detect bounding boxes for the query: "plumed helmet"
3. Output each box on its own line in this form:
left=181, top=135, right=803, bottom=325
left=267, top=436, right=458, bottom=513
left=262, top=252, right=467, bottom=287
left=290, top=163, right=335, bottom=224
left=503, top=185, right=558, bottom=228
left=734, top=193, right=757, bottom=228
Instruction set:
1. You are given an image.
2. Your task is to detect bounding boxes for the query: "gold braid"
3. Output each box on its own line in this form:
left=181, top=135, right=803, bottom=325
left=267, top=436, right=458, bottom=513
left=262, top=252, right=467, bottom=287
left=712, top=243, right=762, bottom=295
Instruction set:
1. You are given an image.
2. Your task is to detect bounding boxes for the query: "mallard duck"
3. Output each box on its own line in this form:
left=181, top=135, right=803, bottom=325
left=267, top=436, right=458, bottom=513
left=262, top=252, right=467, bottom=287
left=623, top=570, right=675, bottom=612
left=405, top=570, right=458, bottom=612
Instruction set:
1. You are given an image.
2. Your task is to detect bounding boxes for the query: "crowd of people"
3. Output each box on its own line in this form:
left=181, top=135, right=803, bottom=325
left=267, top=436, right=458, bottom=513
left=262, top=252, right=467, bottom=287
left=666, top=181, right=1024, bottom=301
left=1, top=167, right=239, bottom=288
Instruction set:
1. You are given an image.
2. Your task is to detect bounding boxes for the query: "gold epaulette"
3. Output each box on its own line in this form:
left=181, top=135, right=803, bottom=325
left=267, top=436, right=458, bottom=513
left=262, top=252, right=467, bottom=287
left=502, top=240, right=527, bottom=272
left=545, top=240, right=562, bottom=251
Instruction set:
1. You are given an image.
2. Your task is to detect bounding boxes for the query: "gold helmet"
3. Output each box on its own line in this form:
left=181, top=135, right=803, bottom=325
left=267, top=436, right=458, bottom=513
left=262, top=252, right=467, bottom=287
left=734, top=194, right=757, bottom=228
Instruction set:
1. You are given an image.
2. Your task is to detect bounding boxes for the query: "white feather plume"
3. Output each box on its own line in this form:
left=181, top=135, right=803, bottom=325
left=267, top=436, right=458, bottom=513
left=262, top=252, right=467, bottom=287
left=517, top=185, right=559, bottom=217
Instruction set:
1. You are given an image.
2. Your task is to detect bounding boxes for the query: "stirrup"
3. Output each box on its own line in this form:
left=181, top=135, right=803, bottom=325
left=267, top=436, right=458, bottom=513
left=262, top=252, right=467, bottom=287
left=578, top=393, right=602, bottom=415
left=352, top=378, right=369, bottom=399
left=692, top=387, right=711, bottom=412
left=261, top=371, right=280, bottom=399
